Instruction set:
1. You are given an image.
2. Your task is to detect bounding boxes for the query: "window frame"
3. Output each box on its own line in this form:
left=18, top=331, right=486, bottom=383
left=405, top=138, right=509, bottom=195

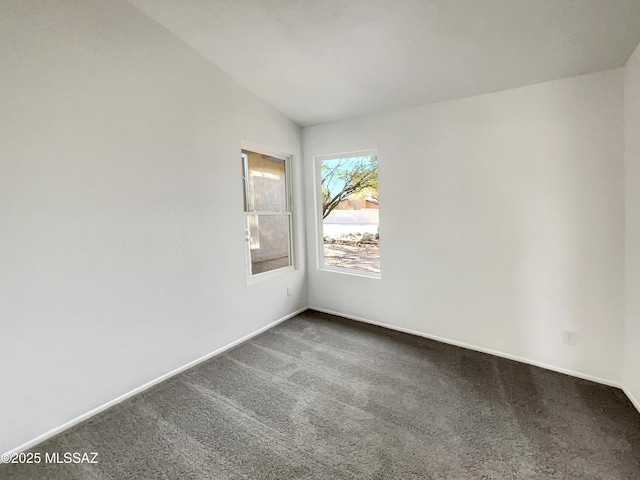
left=314, top=149, right=381, bottom=279
left=241, top=140, right=295, bottom=283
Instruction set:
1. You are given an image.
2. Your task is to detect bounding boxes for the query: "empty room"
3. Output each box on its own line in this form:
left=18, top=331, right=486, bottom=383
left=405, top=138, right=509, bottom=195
left=2, top=0, right=640, bottom=478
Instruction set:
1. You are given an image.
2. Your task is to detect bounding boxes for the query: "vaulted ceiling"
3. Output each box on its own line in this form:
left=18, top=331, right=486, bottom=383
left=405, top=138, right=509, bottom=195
left=128, top=0, right=640, bottom=127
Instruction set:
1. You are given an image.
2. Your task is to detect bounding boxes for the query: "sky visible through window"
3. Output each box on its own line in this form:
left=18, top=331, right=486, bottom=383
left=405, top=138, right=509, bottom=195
left=322, top=156, right=374, bottom=193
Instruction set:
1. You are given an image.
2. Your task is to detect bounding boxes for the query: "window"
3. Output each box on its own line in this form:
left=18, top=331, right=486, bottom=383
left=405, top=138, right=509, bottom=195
left=315, top=150, right=380, bottom=277
left=242, top=144, right=293, bottom=278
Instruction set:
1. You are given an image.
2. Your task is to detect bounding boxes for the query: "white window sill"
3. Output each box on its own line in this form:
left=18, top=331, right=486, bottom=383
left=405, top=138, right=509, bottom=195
left=247, top=265, right=295, bottom=285
left=317, top=265, right=381, bottom=279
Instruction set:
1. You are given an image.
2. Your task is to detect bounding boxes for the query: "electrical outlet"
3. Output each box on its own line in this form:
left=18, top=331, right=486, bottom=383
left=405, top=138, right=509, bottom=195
left=563, top=330, right=577, bottom=346
left=287, top=286, right=293, bottom=296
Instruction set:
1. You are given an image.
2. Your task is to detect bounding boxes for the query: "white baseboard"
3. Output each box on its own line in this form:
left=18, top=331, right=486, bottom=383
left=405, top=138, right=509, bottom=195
left=1, top=307, right=307, bottom=459
left=622, top=387, right=640, bottom=414
left=309, top=306, right=624, bottom=389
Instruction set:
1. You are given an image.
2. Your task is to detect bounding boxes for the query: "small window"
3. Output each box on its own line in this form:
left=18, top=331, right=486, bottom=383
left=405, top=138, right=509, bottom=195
left=316, top=150, right=380, bottom=276
left=242, top=145, right=293, bottom=278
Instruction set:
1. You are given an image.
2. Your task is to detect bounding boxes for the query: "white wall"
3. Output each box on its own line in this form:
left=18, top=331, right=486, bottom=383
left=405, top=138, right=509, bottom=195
left=624, top=44, right=640, bottom=408
left=304, top=69, right=625, bottom=385
left=0, top=0, right=306, bottom=454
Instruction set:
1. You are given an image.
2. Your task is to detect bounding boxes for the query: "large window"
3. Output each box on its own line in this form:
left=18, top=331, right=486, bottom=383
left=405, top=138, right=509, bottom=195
left=316, top=150, right=380, bottom=276
left=242, top=144, right=293, bottom=278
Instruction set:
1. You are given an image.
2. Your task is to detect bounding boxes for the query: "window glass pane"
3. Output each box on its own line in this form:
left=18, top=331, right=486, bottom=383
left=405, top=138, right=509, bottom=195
left=246, top=214, right=291, bottom=275
left=320, top=155, right=380, bottom=274
left=243, top=150, right=286, bottom=212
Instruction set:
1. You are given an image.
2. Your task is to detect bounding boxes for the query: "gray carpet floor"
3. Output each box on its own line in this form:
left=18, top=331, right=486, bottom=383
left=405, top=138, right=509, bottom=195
left=2, top=310, right=640, bottom=479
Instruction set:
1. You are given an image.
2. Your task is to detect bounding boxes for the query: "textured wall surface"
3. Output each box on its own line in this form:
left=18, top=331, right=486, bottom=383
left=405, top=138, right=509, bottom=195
left=624, top=43, right=640, bottom=409
left=0, top=0, right=306, bottom=454
left=304, top=69, right=625, bottom=385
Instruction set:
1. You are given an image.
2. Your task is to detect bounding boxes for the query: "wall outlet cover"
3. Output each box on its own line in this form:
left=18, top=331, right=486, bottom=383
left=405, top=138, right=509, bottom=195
left=563, top=330, right=577, bottom=346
